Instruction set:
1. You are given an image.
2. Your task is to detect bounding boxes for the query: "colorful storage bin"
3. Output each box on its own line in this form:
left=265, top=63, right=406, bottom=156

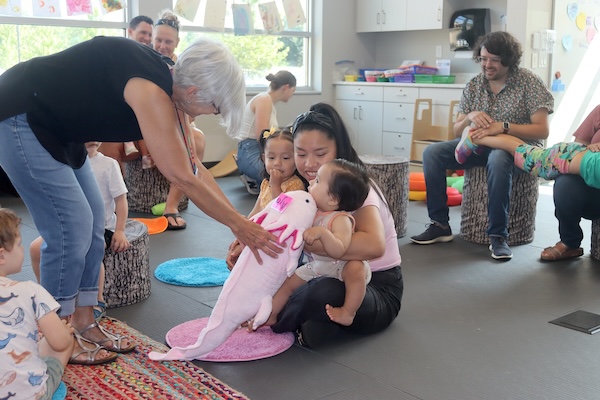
left=414, top=74, right=456, bottom=84
left=400, top=65, right=438, bottom=75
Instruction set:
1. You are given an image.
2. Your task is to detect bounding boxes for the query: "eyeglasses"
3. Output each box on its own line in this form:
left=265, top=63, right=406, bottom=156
left=476, top=56, right=502, bottom=64
left=155, top=19, right=179, bottom=31
left=292, top=111, right=335, bottom=134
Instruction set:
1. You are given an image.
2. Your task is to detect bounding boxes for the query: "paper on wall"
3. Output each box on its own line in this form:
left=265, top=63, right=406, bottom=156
left=66, top=0, right=92, bottom=16
left=174, top=0, right=201, bottom=22
left=282, top=0, right=305, bottom=29
left=232, top=4, right=254, bottom=36
left=0, top=0, right=22, bottom=16
left=259, top=2, right=283, bottom=33
left=204, top=0, right=226, bottom=31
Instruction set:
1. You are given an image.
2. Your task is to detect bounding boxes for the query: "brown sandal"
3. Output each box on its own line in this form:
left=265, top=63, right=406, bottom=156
left=78, top=322, right=137, bottom=353
left=540, top=242, right=583, bottom=261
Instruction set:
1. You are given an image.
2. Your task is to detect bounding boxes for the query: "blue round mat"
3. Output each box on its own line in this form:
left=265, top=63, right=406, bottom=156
left=154, top=257, right=230, bottom=287
left=52, top=381, right=66, bottom=400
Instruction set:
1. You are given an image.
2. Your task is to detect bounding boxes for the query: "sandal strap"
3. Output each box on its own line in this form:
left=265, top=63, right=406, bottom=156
left=77, top=321, right=100, bottom=336
left=96, top=322, right=131, bottom=352
left=72, top=333, right=103, bottom=362
left=77, top=321, right=135, bottom=353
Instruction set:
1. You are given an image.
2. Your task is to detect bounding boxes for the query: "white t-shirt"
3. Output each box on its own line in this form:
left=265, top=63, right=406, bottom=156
left=89, top=152, right=128, bottom=231
left=233, top=92, right=278, bottom=141
left=0, top=277, right=60, bottom=400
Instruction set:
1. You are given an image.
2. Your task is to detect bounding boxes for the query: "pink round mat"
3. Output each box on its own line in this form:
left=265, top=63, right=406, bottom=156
left=165, top=317, right=295, bottom=362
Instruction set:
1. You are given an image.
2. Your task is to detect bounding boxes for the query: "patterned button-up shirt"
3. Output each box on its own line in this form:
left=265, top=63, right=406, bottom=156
left=459, top=68, right=554, bottom=145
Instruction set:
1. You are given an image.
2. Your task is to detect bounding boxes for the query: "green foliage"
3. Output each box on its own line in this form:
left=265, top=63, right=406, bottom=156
left=0, top=25, right=121, bottom=71
left=178, top=32, right=289, bottom=82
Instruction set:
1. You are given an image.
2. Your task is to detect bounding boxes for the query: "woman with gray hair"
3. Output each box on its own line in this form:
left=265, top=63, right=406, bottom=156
left=0, top=36, right=282, bottom=365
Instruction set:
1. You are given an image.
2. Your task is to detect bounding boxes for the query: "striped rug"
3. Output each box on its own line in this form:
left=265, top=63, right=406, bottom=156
left=63, top=318, right=249, bottom=399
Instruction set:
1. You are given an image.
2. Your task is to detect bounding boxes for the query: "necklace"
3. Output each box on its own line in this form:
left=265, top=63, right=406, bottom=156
left=175, top=107, right=197, bottom=174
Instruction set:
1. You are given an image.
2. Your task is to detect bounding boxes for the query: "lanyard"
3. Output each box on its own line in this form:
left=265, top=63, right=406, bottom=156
left=175, top=108, right=197, bottom=174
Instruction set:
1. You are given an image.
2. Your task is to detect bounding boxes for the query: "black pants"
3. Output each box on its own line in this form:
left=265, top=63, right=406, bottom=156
left=272, top=265, right=403, bottom=335
left=553, top=175, right=600, bottom=248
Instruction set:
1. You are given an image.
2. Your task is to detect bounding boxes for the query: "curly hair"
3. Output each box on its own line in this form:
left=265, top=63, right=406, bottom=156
left=0, top=208, right=20, bottom=252
left=472, top=31, right=523, bottom=71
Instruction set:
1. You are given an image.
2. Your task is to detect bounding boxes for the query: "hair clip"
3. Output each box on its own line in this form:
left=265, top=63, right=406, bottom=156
left=263, top=127, right=277, bottom=139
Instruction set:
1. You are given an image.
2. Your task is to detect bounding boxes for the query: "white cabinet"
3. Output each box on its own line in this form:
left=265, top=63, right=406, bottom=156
left=382, top=87, right=419, bottom=158
left=356, top=0, right=407, bottom=32
left=336, top=86, right=383, bottom=155
left=335, top=83, right=464, bottom=165
left=406, top=0, right=443, bottom=31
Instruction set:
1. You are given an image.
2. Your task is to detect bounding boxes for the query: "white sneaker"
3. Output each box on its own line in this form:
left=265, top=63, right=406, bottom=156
left=239, top=175, right=259, bottom=195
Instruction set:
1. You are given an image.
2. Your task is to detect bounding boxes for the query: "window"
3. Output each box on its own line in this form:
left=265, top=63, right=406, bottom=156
left=0, top=0, right=313, bottom=91
left=0, top=0, right=128, bottom=72
left=171, top=0, right=311, bottom=90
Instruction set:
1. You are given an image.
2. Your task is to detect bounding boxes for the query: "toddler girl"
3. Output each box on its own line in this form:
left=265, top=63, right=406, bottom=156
left=247, top=128, right=305, bottom=217
left=455, top=130, right=600, bottom=189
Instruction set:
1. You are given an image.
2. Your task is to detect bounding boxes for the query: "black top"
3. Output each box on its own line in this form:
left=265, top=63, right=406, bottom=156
left=0, top=36, right=173, bottom=167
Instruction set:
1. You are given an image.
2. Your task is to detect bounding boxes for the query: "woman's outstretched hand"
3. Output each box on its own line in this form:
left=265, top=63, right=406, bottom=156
left=231, top=219, right=283, bottom=265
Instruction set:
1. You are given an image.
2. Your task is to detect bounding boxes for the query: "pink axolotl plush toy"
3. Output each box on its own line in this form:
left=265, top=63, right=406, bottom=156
left=149, top=190, right=317, bottom=361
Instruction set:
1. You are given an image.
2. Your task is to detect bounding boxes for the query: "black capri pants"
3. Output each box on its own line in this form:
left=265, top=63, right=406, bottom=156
left=272, top=265, right=403, bottom=335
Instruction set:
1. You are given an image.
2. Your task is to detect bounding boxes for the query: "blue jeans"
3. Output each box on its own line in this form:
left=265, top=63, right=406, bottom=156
left=553, top=174, right=600, bottom=248
left=0, top=114, right=104, bottom=316
left=423, top=138, right=527, bottom=239
left=236, top=138, right=264, bottom=183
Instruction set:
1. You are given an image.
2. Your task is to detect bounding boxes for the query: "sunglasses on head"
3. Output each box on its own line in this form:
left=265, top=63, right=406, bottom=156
left=155, top=19, right=179, bottom=31
left=292, top=110, right=335, bottom=134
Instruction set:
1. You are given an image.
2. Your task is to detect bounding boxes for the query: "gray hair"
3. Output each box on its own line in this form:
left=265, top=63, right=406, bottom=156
left=172, top=38, right=246, bottom=136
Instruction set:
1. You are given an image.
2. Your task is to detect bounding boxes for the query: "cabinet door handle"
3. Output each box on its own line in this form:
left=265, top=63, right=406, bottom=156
left=437, top=7, right=442, bottom=21
left=377, top=12, right=380, bottom=25
left=395, top=117, right=406, bottom=120
left=353, top=107, right=358, bottom=120
left=396, top=93, right=407, bottom=97
left=382, top=10, right=386, bottom=25
left=353, top=91, right=364, bottom=95
left=359, top=106, right=364, bottom=120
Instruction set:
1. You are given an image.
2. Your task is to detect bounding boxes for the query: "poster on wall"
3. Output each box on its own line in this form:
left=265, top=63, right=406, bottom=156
left=174, top=0, right=201, bottom=22
left=259, top=2, right=283, bottom=33
left=204, top=0, right=226, bottom=31
left=100, top=0, right=123, bottom=14
left=232, top=4, right=253, bottom=36
left=0, top=0, right=22, bottom=16
left=282, top=0, right=305, bottom=29
left=66, top=0, right=92, bottom=16
left=33, top=0, right=61, bottom=17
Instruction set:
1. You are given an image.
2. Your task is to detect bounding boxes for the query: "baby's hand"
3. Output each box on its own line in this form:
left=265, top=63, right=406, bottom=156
left=587, top=143, right=600, bottom=152
left=303, top=227, right=323, bottom=245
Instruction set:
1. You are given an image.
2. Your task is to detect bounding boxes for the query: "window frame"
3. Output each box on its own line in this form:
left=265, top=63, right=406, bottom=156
left=0, top=0, right=314, bottom=91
